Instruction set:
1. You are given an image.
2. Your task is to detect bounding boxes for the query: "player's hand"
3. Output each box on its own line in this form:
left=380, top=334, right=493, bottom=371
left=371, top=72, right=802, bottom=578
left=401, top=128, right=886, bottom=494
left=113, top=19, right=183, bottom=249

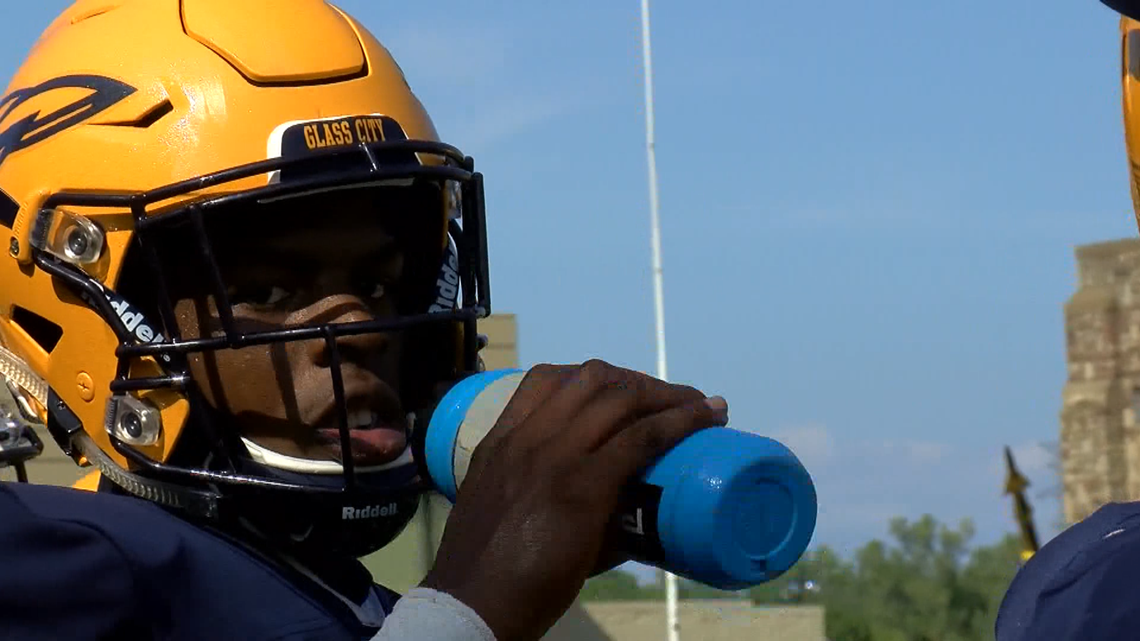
left=420, top=360, right=728, bottom=641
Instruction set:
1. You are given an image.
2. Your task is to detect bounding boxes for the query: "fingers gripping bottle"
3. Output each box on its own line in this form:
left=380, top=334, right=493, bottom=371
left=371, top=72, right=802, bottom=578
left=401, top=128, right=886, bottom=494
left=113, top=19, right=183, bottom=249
left=423, top=369, right=818, bottom=591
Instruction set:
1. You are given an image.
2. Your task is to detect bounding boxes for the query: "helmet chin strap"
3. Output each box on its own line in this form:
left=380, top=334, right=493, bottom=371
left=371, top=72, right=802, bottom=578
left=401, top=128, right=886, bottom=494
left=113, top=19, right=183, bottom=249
left=239, top=421, right=415, bottom=476
left=69, top=430, right=222, bottom=518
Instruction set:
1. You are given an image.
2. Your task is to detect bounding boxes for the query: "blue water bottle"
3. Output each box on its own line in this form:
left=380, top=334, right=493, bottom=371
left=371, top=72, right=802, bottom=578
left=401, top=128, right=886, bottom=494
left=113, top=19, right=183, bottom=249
left=424, top=369, right=818, bottom=591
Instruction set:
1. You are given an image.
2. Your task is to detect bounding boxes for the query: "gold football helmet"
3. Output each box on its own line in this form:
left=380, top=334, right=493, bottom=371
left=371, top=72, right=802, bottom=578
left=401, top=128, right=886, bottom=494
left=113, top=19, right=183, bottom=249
left=0, top=0, right=490, bottom=557
left=1122, top=16, right=1140, bottom=230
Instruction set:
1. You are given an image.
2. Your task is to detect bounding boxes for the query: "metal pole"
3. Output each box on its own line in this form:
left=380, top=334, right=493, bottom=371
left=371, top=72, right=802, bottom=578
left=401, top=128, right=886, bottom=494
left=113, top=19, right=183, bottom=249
left=421, top=494, right=438, bottom=572
left=638, top=1, right=679, bottom=639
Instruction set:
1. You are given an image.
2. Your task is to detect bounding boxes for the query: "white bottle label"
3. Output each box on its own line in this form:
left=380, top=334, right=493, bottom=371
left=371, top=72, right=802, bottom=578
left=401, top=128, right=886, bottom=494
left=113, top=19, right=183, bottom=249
left=452, top=372, right=528, bottom=492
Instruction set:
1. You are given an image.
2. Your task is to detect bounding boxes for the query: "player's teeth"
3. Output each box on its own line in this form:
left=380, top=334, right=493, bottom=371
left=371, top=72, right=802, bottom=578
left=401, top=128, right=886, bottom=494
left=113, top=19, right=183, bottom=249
left=349, top=410, right=371, bottom=429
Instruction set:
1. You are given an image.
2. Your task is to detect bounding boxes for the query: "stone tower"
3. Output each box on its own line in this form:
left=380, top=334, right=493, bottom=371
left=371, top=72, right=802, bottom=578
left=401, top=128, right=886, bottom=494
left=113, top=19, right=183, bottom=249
left=1061, top=238, right=1140, bottom=524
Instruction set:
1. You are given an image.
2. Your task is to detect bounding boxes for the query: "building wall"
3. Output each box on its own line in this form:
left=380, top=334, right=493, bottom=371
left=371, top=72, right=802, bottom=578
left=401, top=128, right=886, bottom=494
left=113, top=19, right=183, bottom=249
left=478, top=313, right=519, bottom=372
left=1062, top=239, right=1140, bottom=524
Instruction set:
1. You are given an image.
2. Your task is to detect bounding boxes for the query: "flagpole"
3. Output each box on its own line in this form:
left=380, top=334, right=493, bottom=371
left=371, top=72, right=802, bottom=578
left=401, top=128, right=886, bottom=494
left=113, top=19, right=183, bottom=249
left=638, top=1, right=679, bottom=639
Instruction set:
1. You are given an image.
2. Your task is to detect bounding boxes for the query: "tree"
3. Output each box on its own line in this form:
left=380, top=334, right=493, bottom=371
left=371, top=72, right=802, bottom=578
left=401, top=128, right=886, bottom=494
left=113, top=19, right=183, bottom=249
left=578, top=568, right=659, bottom=601
left=580, top=515, right=1024, bottom=641
left=959, top=534, right=1024, bottom=639
left=751, top=515, right=1023, bottom=641
left=677, top=576, right=747, bottom=600
left=580, top=568, right=749, bottom=602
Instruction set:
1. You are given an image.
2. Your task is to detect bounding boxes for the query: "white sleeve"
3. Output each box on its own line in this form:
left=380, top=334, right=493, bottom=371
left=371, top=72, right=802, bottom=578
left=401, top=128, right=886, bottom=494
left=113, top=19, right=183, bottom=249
left=373, top=587, right=497, bottom=641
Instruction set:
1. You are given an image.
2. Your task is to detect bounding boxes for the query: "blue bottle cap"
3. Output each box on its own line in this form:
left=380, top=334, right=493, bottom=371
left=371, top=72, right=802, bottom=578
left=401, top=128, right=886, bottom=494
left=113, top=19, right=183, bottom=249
left=645, top=428, right=817, bottom=590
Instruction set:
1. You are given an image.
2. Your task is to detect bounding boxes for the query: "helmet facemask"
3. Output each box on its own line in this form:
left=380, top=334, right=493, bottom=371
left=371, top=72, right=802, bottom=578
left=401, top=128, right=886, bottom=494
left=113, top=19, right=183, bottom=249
left=29, top=139, right=490, bottom=557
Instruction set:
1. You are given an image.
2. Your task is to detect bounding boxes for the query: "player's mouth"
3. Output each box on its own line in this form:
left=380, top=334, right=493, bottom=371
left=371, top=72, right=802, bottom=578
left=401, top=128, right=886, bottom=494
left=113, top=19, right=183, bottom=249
left=314, top=407, right=408, bottom=467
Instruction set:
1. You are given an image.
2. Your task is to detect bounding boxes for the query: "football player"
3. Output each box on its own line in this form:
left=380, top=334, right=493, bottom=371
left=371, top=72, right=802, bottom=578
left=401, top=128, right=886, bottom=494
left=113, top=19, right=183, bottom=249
left=0, top=1, right=728, bottom=640
left=995, top=3, right=1140, bottom=639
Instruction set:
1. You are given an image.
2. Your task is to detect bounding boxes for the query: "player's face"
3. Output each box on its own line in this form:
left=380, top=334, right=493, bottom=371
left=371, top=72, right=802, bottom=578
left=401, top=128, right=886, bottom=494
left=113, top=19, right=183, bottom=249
left=171, top=193, right=411, bottom=467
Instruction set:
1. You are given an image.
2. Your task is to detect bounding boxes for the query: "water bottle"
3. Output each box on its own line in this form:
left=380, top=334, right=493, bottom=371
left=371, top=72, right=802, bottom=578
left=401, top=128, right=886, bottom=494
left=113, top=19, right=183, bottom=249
left=423, top=369, right=818, bottom=591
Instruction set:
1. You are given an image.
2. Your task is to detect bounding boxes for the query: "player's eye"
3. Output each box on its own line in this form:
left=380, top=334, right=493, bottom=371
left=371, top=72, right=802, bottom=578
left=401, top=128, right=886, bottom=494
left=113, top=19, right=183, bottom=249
left=228, top=285, right=293, bottom=308
left=358, top=279, right=395, bottom=305
left=259, top=286, right=291, bottom=306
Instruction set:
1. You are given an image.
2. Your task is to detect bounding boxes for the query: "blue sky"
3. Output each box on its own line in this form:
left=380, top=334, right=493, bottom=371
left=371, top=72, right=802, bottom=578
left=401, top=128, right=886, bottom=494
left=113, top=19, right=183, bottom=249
left=2, top=1, right=1135, bottom=573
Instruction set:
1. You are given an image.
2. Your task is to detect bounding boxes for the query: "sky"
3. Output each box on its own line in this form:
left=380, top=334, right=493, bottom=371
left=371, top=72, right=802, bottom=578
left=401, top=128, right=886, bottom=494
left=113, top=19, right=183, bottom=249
left=1, top=1, right=1135, bottom=579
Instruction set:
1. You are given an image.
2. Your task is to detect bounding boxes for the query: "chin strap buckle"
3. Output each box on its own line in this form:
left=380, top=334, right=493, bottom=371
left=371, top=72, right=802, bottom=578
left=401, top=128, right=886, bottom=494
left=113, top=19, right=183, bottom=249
left=0, top=410, right=44, bottom=482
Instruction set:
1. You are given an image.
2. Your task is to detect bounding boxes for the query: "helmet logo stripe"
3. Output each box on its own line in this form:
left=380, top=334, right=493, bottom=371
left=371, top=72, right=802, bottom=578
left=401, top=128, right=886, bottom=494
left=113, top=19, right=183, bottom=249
left=0, top=74, right=136, bottom=167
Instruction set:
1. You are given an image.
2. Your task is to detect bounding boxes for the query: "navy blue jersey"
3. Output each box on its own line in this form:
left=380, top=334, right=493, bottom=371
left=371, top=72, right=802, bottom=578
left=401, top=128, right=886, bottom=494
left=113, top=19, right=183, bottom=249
left=995, top=501, right=1140, bottom=640
left=0, top=481, right=400, bottom=641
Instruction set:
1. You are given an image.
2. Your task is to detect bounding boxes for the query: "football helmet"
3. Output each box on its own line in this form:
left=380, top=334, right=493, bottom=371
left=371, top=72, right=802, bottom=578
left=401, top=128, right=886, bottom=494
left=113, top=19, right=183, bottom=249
left=0, top=0, right=490, bottom=557
left=1123, top=15, right=1140, bottom=233
left=1106, top=0, right=1140, bottom=21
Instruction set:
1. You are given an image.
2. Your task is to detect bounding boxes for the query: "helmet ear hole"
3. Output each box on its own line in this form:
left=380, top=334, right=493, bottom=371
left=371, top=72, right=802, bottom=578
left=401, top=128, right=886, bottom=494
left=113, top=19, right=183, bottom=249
left=0, top=188, right=17, bottom=229
left=9, top=307, right=63, bottom=354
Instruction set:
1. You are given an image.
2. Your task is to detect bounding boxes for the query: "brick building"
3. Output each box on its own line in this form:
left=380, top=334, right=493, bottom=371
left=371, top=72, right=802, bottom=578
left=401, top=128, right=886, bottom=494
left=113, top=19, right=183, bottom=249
left=1061, top=238, right=1140, bottom=524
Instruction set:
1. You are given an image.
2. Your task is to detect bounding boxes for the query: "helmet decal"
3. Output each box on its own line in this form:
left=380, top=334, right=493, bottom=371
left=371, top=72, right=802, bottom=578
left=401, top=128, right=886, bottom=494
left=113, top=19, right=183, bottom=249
left=267, top=113, right=418, bottom=184
left=0, top=75, right=136, bottom=167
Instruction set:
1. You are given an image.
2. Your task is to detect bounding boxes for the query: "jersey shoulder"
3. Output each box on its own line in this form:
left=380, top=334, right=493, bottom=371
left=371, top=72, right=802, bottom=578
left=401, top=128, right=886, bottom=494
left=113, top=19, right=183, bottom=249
left=0, top=481, right=389, bottom=640
left=996, top=501, right=1140, bottom=641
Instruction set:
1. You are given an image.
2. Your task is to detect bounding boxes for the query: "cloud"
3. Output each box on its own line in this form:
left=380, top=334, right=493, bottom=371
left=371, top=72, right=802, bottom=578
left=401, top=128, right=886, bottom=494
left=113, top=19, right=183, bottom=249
left=450, top=92, right=591, bottom=151
left=761, top=425, right=1002, bottom=550
left=726, top=420, right=1064, bottom=556
left=379, top=21, right=603, bottom=151
left=766, top=424, right=954, bottom=471
left=380, top=24, right=510, bottom=89
left=987, top=440, right=1055, bottom=478
left=1009, top=441, right=1055, bottom=477
left=771, top=424, right=835, bottom=469
left=763, top=207, right=923, bottom=230
left=878, top=439, right=953, bottom=464
left=818, top=501, right=911, bottom=534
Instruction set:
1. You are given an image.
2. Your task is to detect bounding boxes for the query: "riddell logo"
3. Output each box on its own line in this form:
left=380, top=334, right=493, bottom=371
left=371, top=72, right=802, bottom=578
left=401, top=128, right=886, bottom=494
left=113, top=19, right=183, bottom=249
left=106, top=295, right=165, bottom=344
left=342, top=503, right=399, bottom=520
left=427, top=250, right=460, bottom=313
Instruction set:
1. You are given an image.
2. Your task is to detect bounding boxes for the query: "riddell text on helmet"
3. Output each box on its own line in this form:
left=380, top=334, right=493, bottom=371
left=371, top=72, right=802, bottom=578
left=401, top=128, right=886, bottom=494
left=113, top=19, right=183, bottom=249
left=341, top=503, right=399, bottom=520
left=427, top=249, right=460, bottom=313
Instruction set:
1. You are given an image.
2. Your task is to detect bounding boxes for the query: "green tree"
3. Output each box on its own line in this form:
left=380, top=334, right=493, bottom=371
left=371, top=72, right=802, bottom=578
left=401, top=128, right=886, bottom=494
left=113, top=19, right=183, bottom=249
left=676, top=577, right=747, bottom=600
left=960, top=533, right=1024, bottom=639
left=579, top=515, right=1024, bottom=640
left=751, top=515, right=1024, bottom=641
left=579, top=568, right=659, bottom=601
